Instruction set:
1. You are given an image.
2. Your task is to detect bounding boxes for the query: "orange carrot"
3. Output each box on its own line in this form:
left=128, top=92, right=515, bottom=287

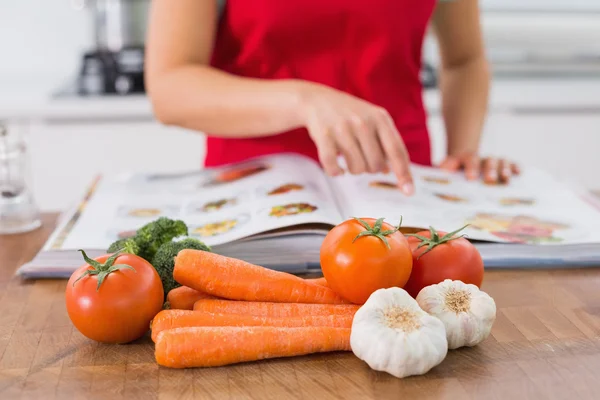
left=174, top=249, right=348, bottom=304
left=150, top=309, right=353, bottom=342
left=306, top=277, right=328, bottom=287
left=167, top=286, right=216, bottom=310
left=155, top=326, right=351, bottom=368
left=193, top=299, right=359, bottom=318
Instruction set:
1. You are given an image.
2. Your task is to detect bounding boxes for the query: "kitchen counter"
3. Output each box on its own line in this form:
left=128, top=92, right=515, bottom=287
left=1, top=215, right=600, bottom=399
left=0, top=76, right=153, bottom=122
left=2, top=76, right=600, bottom=122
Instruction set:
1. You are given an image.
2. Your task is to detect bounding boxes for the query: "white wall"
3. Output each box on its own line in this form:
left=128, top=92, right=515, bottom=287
left=0, top=0, right=91, bottom=82
left=3, top=0, right=600, bottom=83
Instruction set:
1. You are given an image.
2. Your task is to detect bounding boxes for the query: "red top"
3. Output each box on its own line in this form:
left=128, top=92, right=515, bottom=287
left=206, top=0, right=436, bottom=167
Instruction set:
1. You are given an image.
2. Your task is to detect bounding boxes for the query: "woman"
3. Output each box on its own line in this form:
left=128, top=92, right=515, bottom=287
left=145, top=0, right=518, bottom=196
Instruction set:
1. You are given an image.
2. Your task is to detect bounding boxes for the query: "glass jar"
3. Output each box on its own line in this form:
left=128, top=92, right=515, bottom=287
left=0, top=122, right=41, bottom=234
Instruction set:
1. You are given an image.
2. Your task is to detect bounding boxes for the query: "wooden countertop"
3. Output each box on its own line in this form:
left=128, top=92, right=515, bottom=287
left=1, top=214, right=600, bottom=399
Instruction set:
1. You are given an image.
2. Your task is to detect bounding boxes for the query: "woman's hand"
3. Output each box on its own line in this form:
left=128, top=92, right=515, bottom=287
left=298, top=82, right=415, bottom=195
left=440, top=154, right=520, bottom=184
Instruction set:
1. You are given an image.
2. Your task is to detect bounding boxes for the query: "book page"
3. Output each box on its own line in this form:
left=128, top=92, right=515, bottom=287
left=330, top=163, right=600, bottom=245
left=45, top=154, right=343, bottom=251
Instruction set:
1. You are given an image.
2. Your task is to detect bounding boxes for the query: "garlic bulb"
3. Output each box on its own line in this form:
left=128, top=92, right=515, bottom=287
left=350, top=287, right=448, bottom=378
left=416, top=279, right=496, bottom=350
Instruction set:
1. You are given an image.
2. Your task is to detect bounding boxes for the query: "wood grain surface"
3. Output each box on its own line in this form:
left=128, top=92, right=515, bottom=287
left=1, top=214, right=600, bottom=399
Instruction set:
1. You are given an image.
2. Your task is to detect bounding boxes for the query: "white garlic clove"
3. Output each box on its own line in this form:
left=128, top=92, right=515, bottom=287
left=416, top=279, right=497, bottom=350
left=350, top=287, right=448, bottom=379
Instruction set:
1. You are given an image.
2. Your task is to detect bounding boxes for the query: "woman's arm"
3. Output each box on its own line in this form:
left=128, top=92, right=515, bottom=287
left=432, top=0, right=519, bottom=183
left=433, top=0, right=490, bottom=158
left=145, top=0, right=415, bottom=193
left=145, top=0, right=305, bottom=137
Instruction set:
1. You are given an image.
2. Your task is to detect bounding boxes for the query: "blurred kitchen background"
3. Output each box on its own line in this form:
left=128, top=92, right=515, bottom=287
left=1, top=0, right=599, bottom=211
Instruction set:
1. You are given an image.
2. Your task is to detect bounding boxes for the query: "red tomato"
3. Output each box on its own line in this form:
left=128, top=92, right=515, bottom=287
left=320, top=217, right=413, bottom=304
left=65, top=251, right=164, bottom=344
left=404, top=227, right=484, bottom=298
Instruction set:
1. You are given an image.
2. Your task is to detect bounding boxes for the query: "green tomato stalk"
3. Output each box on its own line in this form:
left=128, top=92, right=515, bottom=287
left=73, top=250, right=136, bottom=291
left=352, top=217, right=403, bottom=249
left=406, top=225, right=470, bottom=259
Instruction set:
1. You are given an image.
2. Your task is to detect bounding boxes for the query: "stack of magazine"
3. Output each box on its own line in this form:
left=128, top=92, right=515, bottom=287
left=17, top=153, right=600, bottom=279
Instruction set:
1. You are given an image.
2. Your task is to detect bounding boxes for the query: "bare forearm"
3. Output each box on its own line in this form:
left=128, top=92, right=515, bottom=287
left=440, top=56, right=490, bottom=156
left=147, top=65, right=307, bottom=138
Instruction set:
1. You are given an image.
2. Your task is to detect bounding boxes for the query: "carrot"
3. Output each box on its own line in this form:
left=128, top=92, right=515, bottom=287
left=155, top=326, right=351, bottom=368
left=150, top=309, right=354, bottom=342
left=167, top=286, right=216, bottom=310
left=193, top=299, right=359, bottom=318
left=174, top=249, right=348, bottom=304
left=306, top=277, right=328, bottom=287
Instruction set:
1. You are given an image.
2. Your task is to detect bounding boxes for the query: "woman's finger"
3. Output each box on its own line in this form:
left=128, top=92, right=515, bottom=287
left=498, top=159, right=512, bottom=184
left=481, top=158, right=499, bottom=184
left=308, top=124, right=343, bottom=176
left=334, top=120, right=367, bottom=175
left=511, top=162, right=521, bottom=175
left=351, top=115, right=386, bottom=174
left=463, top=155, right=480, bottom=181
left=375, top=110, right=414, bottom=195
left=440, top=156, right=461, bottom=172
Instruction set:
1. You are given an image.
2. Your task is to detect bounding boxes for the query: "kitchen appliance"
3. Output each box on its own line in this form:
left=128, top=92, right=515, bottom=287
left=88, top=0, right=149, bottom=52
left=68, top=0, right=151, bottom=95
left=76, top=46, right=145, bottom=95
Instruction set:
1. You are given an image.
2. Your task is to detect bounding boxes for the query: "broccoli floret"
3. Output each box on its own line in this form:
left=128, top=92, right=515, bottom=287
left=134, top=217, right=189, bottom=261
left=151, top=238, right=211, bottom=296
left=107, top=237, right=141, bottom=255
left=106, top=217, right=189, bottom=262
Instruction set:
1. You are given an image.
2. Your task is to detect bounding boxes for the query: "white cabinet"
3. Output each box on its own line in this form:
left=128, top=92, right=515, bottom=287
left=24, top=120, right=206, bottom=211
left=427, top=111, right=517, bottom=167
left=481, top=110, right=600, bottom=189
left=481, top=0, right=600, bottom=12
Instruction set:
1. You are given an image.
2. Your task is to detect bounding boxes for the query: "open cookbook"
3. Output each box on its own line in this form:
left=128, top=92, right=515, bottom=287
left=17, top=153, right=600, bottom=278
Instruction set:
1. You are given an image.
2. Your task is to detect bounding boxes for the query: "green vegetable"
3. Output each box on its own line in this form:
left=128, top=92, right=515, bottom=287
left=106, top=217, right=188, bottom=262
left=151, top=238, right=211, bottom=295
left=107, top=237, right=140, bottom=255
left=135, top=217, right=188, bottom=261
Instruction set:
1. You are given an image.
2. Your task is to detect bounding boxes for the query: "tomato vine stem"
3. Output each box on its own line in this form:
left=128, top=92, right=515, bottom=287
left=73, top=249, right=136, bottom=291
left=406, top=225, right=470, bottom=259
left=352, top=217, right=403, bottom=249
